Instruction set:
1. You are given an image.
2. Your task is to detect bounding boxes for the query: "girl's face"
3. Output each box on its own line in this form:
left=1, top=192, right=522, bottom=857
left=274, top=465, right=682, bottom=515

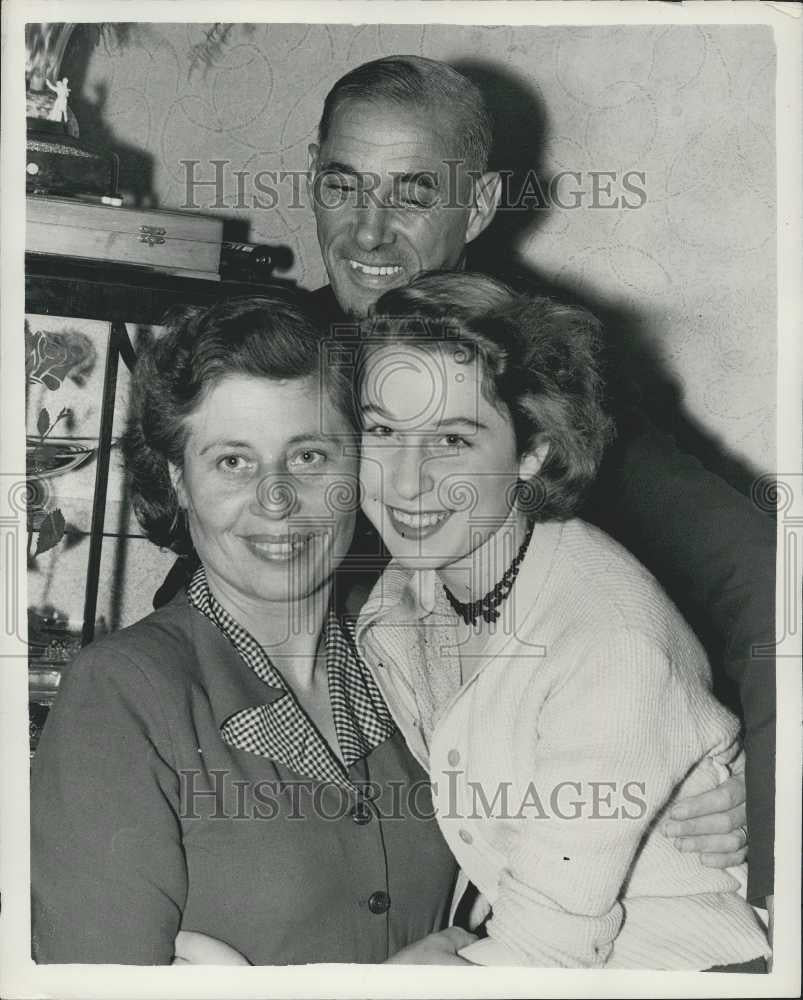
left=171, top=373, right=358, bottom=612
left=359, top=344, right=541, bottom=571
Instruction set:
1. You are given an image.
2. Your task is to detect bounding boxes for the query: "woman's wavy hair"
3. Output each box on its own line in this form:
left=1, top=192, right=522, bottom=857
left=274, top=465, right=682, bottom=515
left=124, top=293, right=353, bottom=556
left=357, top=271, right=616, bottom=521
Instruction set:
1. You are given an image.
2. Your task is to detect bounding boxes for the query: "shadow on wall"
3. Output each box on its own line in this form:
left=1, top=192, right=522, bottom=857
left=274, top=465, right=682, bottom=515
left=456, top=58, right=762, bottom=501
left=63, top=29, right=156, bottom=207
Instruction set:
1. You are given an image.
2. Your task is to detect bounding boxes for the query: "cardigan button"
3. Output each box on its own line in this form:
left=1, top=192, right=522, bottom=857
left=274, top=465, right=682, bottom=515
left=458, top=828, right=473, bottom=845
left=368, top=890, right=390, bottom=914
left=447, top=748, right=460, bottom=766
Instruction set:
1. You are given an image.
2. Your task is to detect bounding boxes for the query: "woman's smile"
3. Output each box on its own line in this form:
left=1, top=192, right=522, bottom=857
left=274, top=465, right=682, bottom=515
left=242, top=530, right=330, bottom=563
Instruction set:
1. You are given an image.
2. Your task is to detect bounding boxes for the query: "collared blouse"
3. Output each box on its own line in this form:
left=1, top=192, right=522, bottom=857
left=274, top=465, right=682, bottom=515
left=31, top=570, right=456, bottom=965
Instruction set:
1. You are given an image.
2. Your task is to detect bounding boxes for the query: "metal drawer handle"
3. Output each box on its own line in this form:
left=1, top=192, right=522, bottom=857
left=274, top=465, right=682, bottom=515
left=139, top=225, right=167, bottom=247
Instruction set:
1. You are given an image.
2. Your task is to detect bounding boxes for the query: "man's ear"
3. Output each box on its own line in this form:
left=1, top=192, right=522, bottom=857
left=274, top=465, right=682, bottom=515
left=466, top=171, right=501, bottom=244
left=168, top=461, right=187, bottom=509
left=307, top=143, right=320, bottom=198
left=518, top=437, right=550, bottom=482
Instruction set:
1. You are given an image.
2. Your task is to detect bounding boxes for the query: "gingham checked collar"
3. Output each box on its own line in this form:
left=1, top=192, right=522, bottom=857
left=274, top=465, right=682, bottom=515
left=186, top=565, right=396, bottom=792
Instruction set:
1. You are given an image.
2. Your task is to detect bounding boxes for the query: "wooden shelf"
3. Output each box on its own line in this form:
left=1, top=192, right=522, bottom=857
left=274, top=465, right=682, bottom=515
left=26, top=253, right=295, bottom=325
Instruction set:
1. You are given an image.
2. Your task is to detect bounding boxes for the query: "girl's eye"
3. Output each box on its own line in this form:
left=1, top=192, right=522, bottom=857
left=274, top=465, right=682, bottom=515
left=288, top=449, right=326, bottom=470
left=439, top=434, right=468, bottom=448
left=364, top=424, right=394, bottom=438
left=218, top=454, right=253, bottom=473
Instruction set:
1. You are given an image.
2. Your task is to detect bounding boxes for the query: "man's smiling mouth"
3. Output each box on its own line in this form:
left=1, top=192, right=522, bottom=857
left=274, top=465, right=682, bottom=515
left=348, top=259, right=404, bottom=277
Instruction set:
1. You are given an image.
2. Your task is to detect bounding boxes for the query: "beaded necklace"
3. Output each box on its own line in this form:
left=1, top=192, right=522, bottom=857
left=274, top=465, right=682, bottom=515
left=442, top=520, right=535, bottom=625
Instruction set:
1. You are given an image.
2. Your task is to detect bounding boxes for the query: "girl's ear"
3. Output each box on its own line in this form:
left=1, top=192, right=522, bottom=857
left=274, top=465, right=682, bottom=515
left=168, top=461, right=187, bottom=508
left=518, top=437, right=550, bottom=481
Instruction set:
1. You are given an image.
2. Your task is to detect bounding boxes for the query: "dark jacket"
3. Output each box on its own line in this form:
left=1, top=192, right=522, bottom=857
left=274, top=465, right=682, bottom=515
left=31, top=591, right=456, bottom=964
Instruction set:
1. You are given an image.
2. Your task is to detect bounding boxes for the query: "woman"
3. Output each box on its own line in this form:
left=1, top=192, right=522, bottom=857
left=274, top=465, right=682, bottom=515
left=352, top=272, right=770, bottom=969
left=30, top=293, right=470, bottom=965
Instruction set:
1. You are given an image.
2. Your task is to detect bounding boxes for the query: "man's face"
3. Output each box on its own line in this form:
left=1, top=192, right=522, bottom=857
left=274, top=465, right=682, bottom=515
left=309, top=99, right=485, bottom=317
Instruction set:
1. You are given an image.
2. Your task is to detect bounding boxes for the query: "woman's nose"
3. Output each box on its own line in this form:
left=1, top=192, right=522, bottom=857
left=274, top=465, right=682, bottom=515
left=354, top=203, right=393, bottom=252
left=253, top=475, right=299, bottom=519
left=392, top=445, right=434, bottom=501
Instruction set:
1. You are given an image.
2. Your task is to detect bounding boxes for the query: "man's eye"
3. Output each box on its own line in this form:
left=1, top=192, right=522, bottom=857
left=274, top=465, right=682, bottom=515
left=322, top=175, right=356, bottom=191
left=391, top=184, right=437, bottom=210
left=288, top=449, right=326, bottom=470
left=393, top=194, right=434, bottom=210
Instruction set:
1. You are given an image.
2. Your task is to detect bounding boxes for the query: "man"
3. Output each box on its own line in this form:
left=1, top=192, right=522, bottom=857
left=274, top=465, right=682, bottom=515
left=304, top=55, right=775, bottom=920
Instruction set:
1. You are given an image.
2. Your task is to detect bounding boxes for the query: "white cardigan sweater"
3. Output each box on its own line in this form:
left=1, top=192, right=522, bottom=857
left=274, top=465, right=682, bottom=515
left=355, top=518, right=769, bottom=968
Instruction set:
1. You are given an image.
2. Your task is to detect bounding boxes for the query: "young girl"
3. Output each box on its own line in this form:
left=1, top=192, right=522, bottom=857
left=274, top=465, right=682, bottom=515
left=352, top=271, right=770, bottom=970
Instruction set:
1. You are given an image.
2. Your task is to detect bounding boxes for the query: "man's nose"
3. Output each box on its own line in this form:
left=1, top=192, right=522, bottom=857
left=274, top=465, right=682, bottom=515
left=392, top=445, right=434, bottom=501
left=354, top=202, right=393, bottom=252
left=253, top=475, right=300, bottom=519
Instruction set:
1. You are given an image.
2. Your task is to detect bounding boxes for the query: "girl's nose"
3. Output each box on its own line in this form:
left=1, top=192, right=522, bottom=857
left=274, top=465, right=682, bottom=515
left=392, top=445, right=434, bottom=501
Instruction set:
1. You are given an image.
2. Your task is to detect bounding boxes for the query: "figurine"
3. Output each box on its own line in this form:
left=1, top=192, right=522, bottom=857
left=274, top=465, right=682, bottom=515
left=45, top=77, right=70, bottom=123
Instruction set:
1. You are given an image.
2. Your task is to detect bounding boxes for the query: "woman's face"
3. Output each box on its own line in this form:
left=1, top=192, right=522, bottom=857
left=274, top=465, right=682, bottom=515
left=359, top=344, right=537, bottom=570
left=172, top=373, right=358, bottom=609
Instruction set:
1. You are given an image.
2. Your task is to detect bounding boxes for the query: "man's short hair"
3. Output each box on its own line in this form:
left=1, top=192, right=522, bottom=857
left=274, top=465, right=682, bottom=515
left=318, top=55, right=493, bottom=173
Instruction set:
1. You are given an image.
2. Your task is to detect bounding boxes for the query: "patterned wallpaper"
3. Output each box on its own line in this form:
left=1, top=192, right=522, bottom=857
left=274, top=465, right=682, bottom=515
left=64, top=20, right=776, bottom=480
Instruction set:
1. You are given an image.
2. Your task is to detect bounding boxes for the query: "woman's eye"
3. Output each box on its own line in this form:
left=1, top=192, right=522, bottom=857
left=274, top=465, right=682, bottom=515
left=288, top=449, right=326, bottom=470
left=217, top=454, right=252, bottom=473
left=439, top=434, right=468, bottom=448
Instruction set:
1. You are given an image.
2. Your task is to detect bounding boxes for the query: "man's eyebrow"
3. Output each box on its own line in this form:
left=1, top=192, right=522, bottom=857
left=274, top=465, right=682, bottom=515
left=318, top=160, right=360, bottom=176
left=317, top=163, right=440, bottom=190
left=393, top=171, right=440, bottom=190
